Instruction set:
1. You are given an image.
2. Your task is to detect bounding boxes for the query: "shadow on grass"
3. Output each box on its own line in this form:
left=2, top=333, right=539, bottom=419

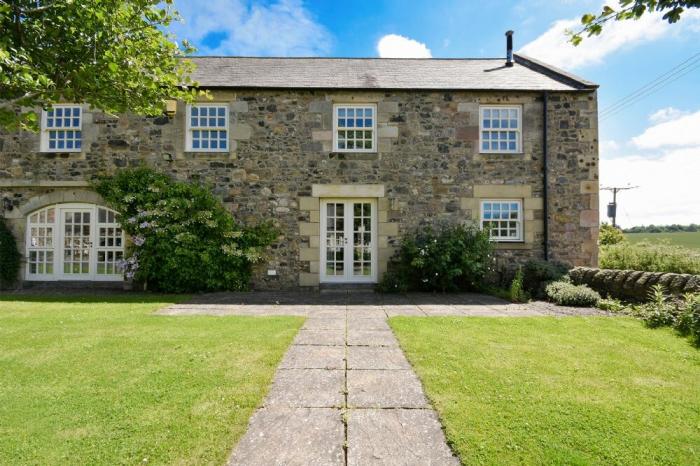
left=0, top=291, right=189, bottom=304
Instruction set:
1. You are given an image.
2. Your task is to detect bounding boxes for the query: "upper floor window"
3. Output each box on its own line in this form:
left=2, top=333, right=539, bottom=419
left=481, top=200, right=522, bottom=242
left=479, top=106, right=521, bottom=153
left=186, top=104, right=229, bottom=152
left=333, top=104, right=376, bottom=152
left=41, top=105, right=82, bottom=152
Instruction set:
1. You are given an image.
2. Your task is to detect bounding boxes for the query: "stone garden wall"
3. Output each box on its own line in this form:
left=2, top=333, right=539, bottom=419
left=570, top=267, right=700, bottom=301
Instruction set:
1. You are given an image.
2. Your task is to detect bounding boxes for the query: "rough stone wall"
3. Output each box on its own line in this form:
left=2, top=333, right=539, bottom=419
left=570, top=267, right=700, bottom=301
left=0, top=89, right=598, bottom=289
left=546, top=91, right=599, bottom=267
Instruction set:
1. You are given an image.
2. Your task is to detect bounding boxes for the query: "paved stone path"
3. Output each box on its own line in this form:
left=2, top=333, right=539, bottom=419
left=158, top=292, right=605, bottom=465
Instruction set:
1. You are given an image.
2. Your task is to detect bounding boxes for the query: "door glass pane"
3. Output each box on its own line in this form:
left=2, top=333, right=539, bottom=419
left=63, top=210, right=90, bottom=275
left=324, top=203, right=345, bottom=277
left=352, top=202, right=372, bottom=277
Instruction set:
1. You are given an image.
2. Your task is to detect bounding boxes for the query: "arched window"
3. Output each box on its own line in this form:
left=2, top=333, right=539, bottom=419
left=26, top=204, right=125, bottom=281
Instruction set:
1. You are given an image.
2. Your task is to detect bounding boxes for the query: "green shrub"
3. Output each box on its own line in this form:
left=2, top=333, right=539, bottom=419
left=599, top=241, right=700, bottom=275
left=597, top=298, right=627, bottom=313
left=545, top=281, right=601, bottom=307
left=599, top=223, right=626, bottom=245
left=637, top=286, right=700, bottom=346
left=377, top=223, right=493, bottom=293
left=94, top=168, right=277, bottom=293
left=521, top=259, right=569, bottom=298
left=0, top=217, right=20, bottom=287
left=509, top=267, right=529, bottom=303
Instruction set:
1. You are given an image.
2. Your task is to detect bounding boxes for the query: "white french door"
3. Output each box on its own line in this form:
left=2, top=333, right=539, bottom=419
left=26, top=203, right=124, bottom=281
left=320, top=199, right=377, bottom=283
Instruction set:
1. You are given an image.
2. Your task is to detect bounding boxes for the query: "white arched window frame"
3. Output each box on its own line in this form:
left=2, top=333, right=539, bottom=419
left=26, top=203, right=125, bottom=281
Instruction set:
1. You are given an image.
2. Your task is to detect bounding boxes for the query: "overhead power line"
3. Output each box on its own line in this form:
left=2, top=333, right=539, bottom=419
left=600, top=51, right=700, bottom=121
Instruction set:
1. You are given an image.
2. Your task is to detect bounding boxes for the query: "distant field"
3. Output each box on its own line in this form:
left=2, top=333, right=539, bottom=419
left=625, top=232, right=700, bottom=249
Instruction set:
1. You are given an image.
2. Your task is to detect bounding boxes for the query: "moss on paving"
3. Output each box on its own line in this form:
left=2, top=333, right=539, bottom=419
left=390, top=316, right=700, bottom=465
left=0, top=294, right=303, bottom=465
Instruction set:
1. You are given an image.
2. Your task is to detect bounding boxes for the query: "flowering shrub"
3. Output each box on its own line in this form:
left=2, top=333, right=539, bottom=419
left=95, top=168, right=277, bottom=292
left=377, top=223, right=493, bottom=293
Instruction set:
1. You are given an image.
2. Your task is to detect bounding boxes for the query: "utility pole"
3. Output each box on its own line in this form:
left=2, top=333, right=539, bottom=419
left=601, top=185, right=638, bottom=228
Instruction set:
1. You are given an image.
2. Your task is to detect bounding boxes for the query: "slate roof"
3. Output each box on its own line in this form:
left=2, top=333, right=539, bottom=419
left=186, top=54, right=597, bottom=92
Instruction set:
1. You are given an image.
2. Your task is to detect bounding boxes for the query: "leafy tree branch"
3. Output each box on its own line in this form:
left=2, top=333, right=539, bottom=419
left=569, top=1, right=700, bottom=45
left=0, top=0, right=204, bottom=131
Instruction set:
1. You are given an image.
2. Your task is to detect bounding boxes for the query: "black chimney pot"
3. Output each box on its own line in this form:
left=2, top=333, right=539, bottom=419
left=505, top=30, right=514, bottom=67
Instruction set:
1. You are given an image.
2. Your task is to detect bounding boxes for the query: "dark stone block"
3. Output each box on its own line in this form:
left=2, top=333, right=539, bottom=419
left=108, top=139, right=128, bottom=148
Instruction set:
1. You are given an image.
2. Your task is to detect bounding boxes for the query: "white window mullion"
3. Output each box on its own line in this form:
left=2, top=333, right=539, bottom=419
left=479, top=105, right=521, bottom=154
left=333, top=104, right=377, bottom=153
left=481, top=199, right=523, bottom=242
left=186, top=103, right=229, bottom=152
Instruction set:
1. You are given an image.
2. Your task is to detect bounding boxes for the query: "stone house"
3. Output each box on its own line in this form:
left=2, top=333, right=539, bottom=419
left=0, top=48, right=599, bottom=290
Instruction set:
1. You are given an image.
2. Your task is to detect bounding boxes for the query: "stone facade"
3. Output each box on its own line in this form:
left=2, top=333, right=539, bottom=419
left=0, top=89, right=598, bottom=289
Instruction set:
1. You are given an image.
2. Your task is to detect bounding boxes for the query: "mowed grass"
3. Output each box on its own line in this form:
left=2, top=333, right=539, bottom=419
left=0, top=294, right=303, bottom=465
left=390, top=317, right=700, bottom=465
left=626, top=231, right=700, bottom=249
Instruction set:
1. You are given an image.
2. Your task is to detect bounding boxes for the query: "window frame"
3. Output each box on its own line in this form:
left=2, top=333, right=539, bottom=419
left=478, top=105, right=522, bottom=154
left=332, top=103, right=377, bottom=153
left=480, top=199, right=523, bottom=242
left=25, top=203, right=125, bottom=281
left=40, top=104, right=83, bottom=153
left=185, top=103, right=230, bottom=153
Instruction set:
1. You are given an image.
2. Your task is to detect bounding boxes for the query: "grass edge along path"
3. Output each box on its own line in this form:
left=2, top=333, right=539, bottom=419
left=390, top=316, right=700, bottom=466
left=0, top=294, right=303, bottom=465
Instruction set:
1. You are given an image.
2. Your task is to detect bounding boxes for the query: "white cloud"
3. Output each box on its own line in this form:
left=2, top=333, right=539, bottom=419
left=519, top=8, right=700, bottom=69
left=648, top=107, right=690, bottom=124
left=632, top=110, right=700, bottom=149
left=600, top=108, right=700, bottom=226
left=377, top=34, right=432, bottom=58
left=600, top=148, right=700, bottom=226
left=171, top=0, right=331, bottom=56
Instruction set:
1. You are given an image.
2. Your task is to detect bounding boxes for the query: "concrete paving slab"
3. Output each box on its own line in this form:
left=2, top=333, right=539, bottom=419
left=383, top=305, right=425, bottom=317
left=418, top=304, right=463, bottom=316
left=308, top=308, right=347, bottom=318
left=347, top=347, right=411, bottom=370
left=347, top=370, right=428, bottom=408
left=347, top=330, right=397, bottom=347
left=228, top=407, right=344, bottom=466
left=302, top=317, right=346, bottom=330
left=346, top=307, right=387, bottom=318
left=280, top=345, right=345, bottom=370
left=266, top=369, right=345, bottom=408
left=347, top=317, right=391, bottom=331
left=347, top=409, right=459, bottom=466
left=294, top=329, right=346, bottom=346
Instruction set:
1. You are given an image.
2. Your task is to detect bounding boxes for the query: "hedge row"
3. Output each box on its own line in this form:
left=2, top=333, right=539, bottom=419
left=570, top=267, right=700, bottom=301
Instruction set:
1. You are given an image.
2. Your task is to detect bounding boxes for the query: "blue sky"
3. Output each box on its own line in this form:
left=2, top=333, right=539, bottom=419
left=169, top=0, right=700, bottom=226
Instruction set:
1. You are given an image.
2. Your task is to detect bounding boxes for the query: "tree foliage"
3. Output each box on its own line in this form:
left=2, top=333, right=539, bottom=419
left=570, top=1, right=700, bottom=45
left=0, top=0, right=202, bottom=130
left=600, top=223, right=626, bottom=245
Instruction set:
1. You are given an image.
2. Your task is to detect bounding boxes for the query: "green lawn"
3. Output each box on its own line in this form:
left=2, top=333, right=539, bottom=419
left=390, top=317, right=700, bottom=465
left=0, top=294, right=303, bottom=465
left=626, top=231, right=700, bottom=249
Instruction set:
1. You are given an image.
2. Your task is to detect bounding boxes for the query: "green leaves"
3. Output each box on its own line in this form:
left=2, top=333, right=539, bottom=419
left=570, top=1, right=699, bottom=45
left=0, top=0, right=202, bottom=131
